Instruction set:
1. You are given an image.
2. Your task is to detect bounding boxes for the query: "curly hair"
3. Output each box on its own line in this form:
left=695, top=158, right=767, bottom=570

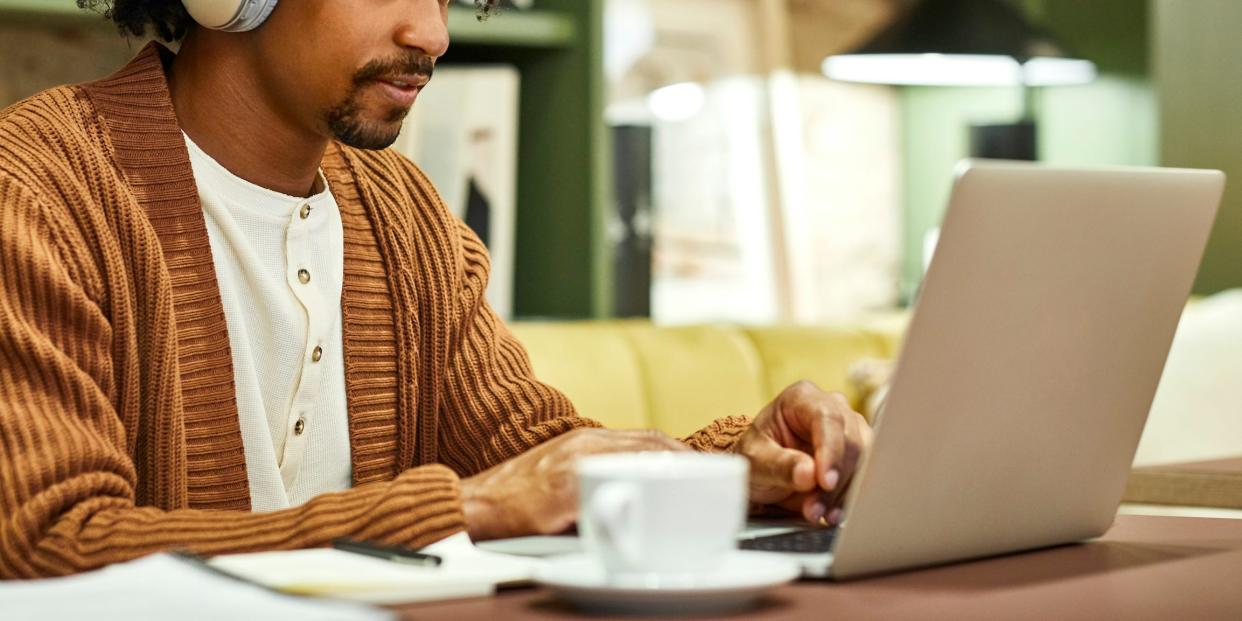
left=77, top=0, right=502, bottom=41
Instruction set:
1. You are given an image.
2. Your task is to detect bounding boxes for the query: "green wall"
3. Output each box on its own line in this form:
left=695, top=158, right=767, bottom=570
left=899, top=0, right=1157, bottom=300
left=444, top=0, right=610, bottom=319
left=1155, top=0, right=1242, bottom=294
left=509, top=0, right=613, bottom=319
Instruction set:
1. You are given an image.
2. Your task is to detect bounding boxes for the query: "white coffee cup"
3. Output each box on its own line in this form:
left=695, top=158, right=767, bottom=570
left=577, top=452, right=749, bottom=577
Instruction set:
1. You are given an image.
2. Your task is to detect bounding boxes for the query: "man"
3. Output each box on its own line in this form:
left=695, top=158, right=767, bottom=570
left=0, top=0, right=872, bottom=579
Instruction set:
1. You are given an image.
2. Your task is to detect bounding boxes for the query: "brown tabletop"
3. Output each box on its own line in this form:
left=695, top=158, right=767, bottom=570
left=393, top=515, right=1242, bottom=620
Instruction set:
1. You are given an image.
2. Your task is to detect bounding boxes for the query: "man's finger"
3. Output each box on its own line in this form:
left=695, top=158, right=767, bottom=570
left=749, top=438, right=817, bottom=494
left=775, top=491, right=831, bottom=523
left=801, top=493, right=828, bottom=523
left=831, top=410, right=864, bottom=493
left=807, top=400, right=847, bottom=492
left=780, top=383, right=851, bottom=492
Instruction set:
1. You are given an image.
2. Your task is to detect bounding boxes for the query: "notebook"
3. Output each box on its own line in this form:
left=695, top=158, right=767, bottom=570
left=209, top=532, right=541, bottom=605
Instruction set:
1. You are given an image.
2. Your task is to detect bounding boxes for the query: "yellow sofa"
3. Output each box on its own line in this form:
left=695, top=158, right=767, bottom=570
left=513, top=300, right=1242, bottom=513
left=510, top=317, right=907, bottom=438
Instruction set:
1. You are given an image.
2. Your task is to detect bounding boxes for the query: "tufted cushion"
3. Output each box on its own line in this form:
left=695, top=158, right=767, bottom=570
left=620, top=324, right=769, bottom=438
left=509, top=322, right=649, bottom=430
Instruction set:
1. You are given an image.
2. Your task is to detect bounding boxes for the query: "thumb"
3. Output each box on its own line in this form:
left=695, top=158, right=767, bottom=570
left=749, top=439, right=817, bottom=494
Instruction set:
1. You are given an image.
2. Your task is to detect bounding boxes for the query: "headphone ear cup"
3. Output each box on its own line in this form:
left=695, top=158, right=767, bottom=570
left=247, top=0, right=278, bottom=31
left=182, top=0, right=278, bottom=32
left=183, top=0, right=237, bottom=29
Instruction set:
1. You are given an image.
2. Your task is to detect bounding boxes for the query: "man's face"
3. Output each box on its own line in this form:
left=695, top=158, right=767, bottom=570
left=250, top=0, right=451, bottom=150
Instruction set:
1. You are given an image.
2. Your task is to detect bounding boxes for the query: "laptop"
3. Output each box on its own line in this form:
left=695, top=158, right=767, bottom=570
left=738, top=159, right=1224, bottom=578
left=478, top=160, right=1225, bottom=580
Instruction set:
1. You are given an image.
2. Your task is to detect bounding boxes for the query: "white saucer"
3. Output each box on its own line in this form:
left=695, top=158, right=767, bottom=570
left=533, top=551, right=801, bottom=615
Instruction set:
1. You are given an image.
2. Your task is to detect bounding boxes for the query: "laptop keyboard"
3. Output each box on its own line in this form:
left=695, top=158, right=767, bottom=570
left=739, top=528, right=838, bottom=554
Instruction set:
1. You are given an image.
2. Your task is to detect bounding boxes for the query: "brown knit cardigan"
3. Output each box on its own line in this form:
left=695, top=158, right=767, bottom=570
left=0, top=44, right=750, bottom=579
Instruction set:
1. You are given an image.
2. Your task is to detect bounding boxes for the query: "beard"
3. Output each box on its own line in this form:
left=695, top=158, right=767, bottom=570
left=325, top=50, right=435, bottom=150
left=326, top=95, right=409, bottom=150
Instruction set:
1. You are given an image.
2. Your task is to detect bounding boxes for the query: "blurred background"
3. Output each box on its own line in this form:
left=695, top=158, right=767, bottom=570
left=2, top=0, right=1236, bottom=323
left=3, top=0, right=1241, bottom=475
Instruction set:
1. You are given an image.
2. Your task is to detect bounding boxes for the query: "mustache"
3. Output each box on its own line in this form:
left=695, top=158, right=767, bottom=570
left=353, top=51, right=436, bottom=84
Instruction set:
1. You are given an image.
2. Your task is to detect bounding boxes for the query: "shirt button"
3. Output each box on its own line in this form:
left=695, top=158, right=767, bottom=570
left=298, top=269, right=311, bottom=284
left=294, top=418, right=306, bottom=435
left=312, top=346, right=323, bottom=363
left=299, top=204, right=312, bottom=220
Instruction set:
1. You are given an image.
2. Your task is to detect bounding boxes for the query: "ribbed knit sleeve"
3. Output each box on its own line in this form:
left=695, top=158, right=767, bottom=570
left=435, top=222, right=604, bottom=476
left=681, top=415, right=753, bottom=453
left=0, top=179, right=465, bottom=579
left=434, top=222, right=754, bottom=475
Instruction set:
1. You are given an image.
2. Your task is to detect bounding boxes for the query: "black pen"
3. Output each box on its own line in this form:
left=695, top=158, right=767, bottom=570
left=332, top=538, right=443, bottom=567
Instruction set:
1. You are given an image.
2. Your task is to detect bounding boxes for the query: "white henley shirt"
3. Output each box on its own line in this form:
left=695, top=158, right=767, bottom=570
left=186, top=133, right=352, bottom=512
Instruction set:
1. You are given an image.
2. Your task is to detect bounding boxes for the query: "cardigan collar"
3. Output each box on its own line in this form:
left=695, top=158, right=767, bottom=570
left=80, top=42, right=414, bottom=509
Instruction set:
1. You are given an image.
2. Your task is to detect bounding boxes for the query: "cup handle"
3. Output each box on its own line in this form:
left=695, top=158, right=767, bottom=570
left=589, top=481, right=643, bottom=569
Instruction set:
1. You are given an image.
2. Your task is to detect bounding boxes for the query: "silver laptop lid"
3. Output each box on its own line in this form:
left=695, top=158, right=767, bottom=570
left=830, top=160, right=1225, bottom=579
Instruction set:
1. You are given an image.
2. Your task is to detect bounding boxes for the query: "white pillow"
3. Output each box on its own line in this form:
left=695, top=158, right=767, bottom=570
left=1134, top=290, right=1242, bottom=466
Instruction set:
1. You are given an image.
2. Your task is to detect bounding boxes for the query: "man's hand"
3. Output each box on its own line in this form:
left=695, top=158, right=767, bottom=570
left=733, top=381, right=874, bottom=524
left=460, top=428, right=688, bottom=541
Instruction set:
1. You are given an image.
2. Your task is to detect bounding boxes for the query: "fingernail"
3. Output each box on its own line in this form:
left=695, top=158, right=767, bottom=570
left=828, top=508, right=843, bottom=525
left=824, top=469, right=840, bottom=490
left=810, top=502, right=828, bottom=522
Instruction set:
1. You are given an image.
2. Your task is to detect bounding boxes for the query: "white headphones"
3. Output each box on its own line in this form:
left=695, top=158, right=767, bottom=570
left=182, top=0, right=278, bottom=32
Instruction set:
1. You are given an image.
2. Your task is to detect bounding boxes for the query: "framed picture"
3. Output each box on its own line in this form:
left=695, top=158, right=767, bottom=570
left=394, top=66, right=521, bottom=319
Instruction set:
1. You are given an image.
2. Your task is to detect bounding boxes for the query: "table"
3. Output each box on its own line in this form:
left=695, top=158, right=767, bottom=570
left=394, top=515, right=1242, bottom=620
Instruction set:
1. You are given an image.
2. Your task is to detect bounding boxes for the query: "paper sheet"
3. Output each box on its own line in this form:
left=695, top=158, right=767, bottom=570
left=0, top=554, right=391, bottom=621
